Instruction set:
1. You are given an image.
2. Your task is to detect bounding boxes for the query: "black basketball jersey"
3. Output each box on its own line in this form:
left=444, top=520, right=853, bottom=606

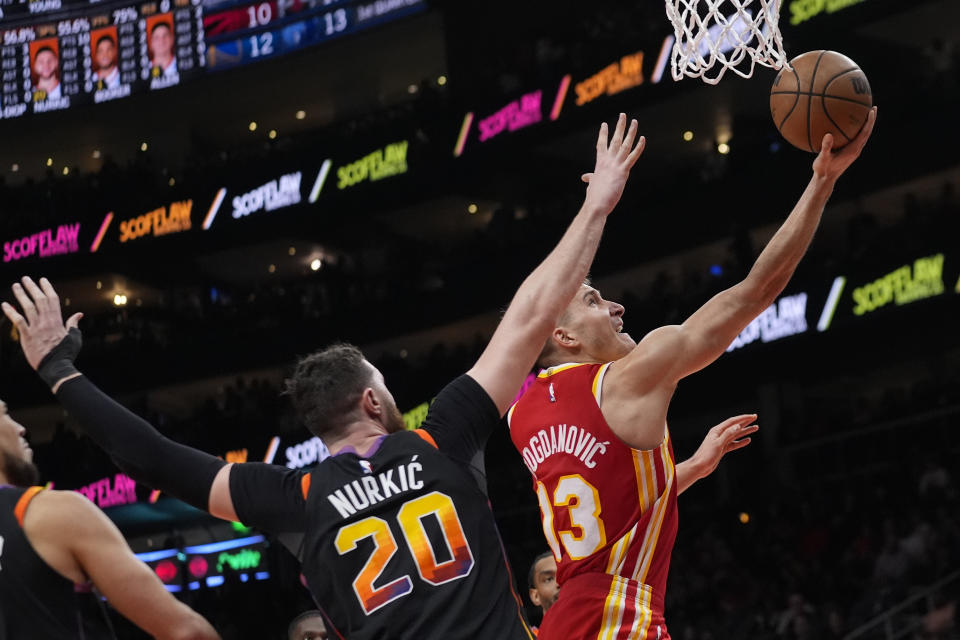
left=0, top=486, right=107, bottom=640
left=300, top=429, right=529, bottom=638
left=229, top=375, right=535, bottom=640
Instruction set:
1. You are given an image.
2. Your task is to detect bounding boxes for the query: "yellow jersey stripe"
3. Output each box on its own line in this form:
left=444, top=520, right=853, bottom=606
left=637, top=444, right=676, bottom=585
left=537, top=362, right=590, bottom=378
left=598, top=576, right=625, bottom=640
left=591, top=362, right=611, bottom=405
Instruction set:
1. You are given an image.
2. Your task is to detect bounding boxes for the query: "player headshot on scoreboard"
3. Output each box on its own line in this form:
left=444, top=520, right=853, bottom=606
left=29, top=39, right=61, bottom=102
left=147, top=14, right=178, bottom=80
left=90, top=27, right=121, bottom=91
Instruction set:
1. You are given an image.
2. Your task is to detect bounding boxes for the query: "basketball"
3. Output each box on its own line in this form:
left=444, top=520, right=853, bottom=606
left=770, top=50, right=873, bottom=153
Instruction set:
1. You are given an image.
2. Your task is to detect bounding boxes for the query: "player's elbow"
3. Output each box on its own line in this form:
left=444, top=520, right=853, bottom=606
left=163, top=615, right=219, bottom=640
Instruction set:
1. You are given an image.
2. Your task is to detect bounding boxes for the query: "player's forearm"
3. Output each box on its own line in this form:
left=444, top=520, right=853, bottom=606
left=675, top=458, right=706, bottom=495
left=55, top=374, right=225, bottom=511
left=509, top=203, right=608, bottom=329
left=741, top=173, right=835, bottom=306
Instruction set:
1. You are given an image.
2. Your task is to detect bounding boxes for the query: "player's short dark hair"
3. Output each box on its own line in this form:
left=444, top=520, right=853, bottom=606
left=35, top=46, right=56, bottom=58
left=287, top=610, right=324, bottom=640
left=285, top=343, right=372, bottom=440
left=151, top=21, right=171, bottom=35
left=528, top=550, right=554, bottom=589
left=535, top=277, right=592, bottom=369
left=96, top=34, right=116, bottom=48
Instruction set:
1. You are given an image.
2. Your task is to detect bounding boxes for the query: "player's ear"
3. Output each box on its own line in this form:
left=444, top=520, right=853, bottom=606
left=529, top=588, right=541, bottom=607
left=553, top=326, right=578, bottom=349
left=360, top=387, right=381, bottom=418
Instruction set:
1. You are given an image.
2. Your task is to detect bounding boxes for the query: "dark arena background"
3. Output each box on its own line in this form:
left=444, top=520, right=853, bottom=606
left=1, top=0, right=958, bottom=637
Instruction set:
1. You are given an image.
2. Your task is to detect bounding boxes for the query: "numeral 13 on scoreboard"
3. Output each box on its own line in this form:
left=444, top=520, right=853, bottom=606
left=334, top=491, right=475, bottom=615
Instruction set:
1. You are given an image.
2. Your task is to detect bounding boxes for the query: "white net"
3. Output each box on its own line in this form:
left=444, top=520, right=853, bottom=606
left=665, top=0, right=789, bottom=85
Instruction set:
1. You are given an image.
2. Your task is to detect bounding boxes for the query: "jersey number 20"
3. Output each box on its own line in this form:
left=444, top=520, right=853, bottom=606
left=537, top=474, right=607, bottom=560
left=335, top=491, right=475, bottom=615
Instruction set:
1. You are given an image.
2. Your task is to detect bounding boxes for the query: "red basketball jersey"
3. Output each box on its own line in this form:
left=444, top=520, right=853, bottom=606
left=509, top=362, right=678, bottom=640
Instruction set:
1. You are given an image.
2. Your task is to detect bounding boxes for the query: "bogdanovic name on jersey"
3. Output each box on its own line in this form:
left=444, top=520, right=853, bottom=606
left=327, top=456, right=425, bottom=519
left=520, top=424, right=609, bottom=474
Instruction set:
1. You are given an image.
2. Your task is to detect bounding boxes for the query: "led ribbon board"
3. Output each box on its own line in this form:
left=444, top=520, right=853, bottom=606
left=851, top=253, right=945, bottom=316
left=2, top=222, right=80, bottom=262
left=575, top=52, right=645, bottom=106
left=337, top=140, right=408, bottom=189
left=119, top=200, right=193, bottom=242
left=727, top=292, right=809, bottom=351
left=788, top=0, right=869, bottom=25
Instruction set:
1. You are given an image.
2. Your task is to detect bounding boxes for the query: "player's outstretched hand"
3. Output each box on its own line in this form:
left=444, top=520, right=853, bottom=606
left=581, top=112, right=646, bottom=217
left=2, top=276, right=82, bottom=370
left=813, top=106, right=877, bottom=181
left=689, top=414, right=759, bottom=481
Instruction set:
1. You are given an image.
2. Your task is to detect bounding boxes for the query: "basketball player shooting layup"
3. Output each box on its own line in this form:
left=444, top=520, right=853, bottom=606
left=0, top=403, right=218, bottom=638
left=4, top=114, right=648, bottom=639
left=507, top=107, right=876, bottom=640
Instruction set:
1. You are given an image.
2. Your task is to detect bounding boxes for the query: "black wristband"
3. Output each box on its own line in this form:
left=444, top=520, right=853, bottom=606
left=37, top=327, right=82, bottom=389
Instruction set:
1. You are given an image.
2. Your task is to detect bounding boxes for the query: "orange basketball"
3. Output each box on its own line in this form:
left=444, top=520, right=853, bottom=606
left=770, top=50, right=873, bottom=153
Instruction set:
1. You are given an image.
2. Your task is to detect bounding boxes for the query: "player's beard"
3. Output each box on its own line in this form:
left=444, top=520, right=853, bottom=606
left=385, top=404, right=406, bottom=434
left=1, top=450, right=40, bottom=487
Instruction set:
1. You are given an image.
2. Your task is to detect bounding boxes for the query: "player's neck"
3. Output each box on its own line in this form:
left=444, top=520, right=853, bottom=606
left=0, top=470, right=11, bottom=486
left=326, top=421, right=388, bottom=457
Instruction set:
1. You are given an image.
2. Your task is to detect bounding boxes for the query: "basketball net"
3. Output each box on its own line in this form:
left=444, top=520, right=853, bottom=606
left=665, top=0, right=789, bottom=85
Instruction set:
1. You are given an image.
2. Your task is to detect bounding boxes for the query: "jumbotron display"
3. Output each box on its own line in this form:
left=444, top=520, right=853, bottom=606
left=0, top=0, right=423, bottom=118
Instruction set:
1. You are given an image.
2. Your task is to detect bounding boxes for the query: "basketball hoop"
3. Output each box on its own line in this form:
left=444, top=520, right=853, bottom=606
left=665, top=0, right=790, bottom=85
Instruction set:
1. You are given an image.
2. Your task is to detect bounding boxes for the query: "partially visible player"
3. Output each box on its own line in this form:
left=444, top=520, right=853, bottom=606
left=287, top=610, right=328, bottom=640
left=0, top=400, right=219, bottom=639
left=4, top=114, right=647, bottom=639
left=509, top=108, right=877, bottom=639
left=529, top=551, right=559, bottom=617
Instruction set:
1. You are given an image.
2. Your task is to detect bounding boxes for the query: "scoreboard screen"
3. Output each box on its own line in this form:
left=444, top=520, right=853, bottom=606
left=0, top=0, right=424, bottom=118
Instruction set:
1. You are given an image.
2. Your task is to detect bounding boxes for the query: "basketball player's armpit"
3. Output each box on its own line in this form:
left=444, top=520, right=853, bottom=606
left=55, top=374, right=225, bottom=512
left=421, top=375, right=500, bottom=462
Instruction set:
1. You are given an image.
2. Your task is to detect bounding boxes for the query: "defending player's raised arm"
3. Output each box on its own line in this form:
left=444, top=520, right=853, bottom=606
left=2, top=277, right=239, bottom=522
left=25, top=490, right=220, bottom=640
left=616, top=108, right=876, bottom=393
left=468, top=114, right=646, bottom=415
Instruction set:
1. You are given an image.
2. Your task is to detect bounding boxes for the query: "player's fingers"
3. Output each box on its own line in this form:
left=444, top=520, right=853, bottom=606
left=820, top=133, right=834, bottom=155
left=581, top=173, right=593, bottom=183
left=626, top=135, right=647, bottom=166
left=620, top=119, right=639, bottom=155
left=726, top=437, right=752, bottom=451
left=596, top=122, right=609, bottom=154
left=11, top=283, right=38, bottom=323
left=1, top=302, right=28, bottom=331
left=715, top=414, right=757, bottom=433
left=853, top=106, right=877, bottom=151
left=38, top=277, right=60, bottom=311
left=610, top=113, right=627, bottom=149
left=21, top=276, right=47, bottom=311
left=66, top=312, right=83, bottom=330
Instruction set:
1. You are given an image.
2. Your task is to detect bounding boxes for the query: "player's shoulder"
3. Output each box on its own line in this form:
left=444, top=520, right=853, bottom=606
left=19, top=489, right=102, bottom=537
